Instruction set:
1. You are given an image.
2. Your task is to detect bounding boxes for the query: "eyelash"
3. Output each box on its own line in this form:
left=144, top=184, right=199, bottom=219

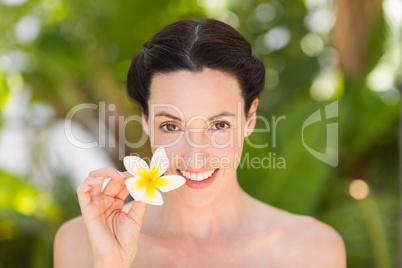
left=160, top=121, right=232, bottom=134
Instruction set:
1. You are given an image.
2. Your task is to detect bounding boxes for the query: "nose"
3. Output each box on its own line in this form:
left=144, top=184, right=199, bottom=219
left=179, top=129, right=212, bottom=170
left=186, top=127, right=210, bottom=149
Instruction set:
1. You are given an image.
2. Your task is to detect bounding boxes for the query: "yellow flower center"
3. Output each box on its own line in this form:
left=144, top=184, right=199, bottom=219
left=146, top=175, right=154, bottom=184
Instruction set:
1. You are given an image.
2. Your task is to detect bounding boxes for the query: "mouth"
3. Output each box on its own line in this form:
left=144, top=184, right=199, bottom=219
left=176, top=168, right=219, bottom=189
left=178, top=169, right=218, bottom=181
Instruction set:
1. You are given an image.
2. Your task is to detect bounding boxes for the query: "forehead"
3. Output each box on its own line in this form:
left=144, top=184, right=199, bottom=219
left=148, top=68, right=244, bottom=118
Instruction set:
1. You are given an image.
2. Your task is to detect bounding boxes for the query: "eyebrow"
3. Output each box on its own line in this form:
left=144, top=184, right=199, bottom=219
left=154, top=111, right=236, bottom=121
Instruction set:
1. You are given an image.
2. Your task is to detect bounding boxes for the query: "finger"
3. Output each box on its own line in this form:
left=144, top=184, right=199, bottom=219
left=103, top=183, right=130, bottom=202
left=89, top=167, right=125, bottom=197
left=102, top=171, right=128, bottom=198
left=121, top=171, right=133, bottom=178
left=89, top=167, right=126, bottom=181
left=76, top=176, right=105, bottom=209
left=127, top=201, right=148, bottom=229
left=115, top=186, right=130, bottom=202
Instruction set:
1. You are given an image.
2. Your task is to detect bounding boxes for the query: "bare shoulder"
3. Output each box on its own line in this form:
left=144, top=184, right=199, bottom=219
left=249, top=199, right=346, bottom=267
left=54, top=216, right=93, bottom=268
left=280, top=213, right=346, bottom=267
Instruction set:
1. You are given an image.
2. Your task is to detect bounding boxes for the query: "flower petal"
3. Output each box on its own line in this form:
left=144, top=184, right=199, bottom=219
left=125, top=177, right=147, bottom=201
left=142, top=185, right=163, bottom=205
left=150, top=147, right=169, bottom=179
left=154, top=175, right=186, bottom=192
left=123, top=156, right=150, bottom=177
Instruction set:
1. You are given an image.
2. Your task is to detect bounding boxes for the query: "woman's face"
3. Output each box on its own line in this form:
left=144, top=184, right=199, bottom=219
left=142, top=68, right=258, bottom=206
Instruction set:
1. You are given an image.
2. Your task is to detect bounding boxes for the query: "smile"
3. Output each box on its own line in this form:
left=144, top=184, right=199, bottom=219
left=178, top=169, right=218, bottom=181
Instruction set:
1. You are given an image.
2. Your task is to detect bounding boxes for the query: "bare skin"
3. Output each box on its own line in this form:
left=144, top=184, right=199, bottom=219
left=55, top=188, right=345, bottom=268
left=54, top=68, right=346, bottom=268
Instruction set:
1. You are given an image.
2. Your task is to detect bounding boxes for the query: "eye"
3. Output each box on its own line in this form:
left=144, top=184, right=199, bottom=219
left=161, top=123, right=179, bottom=132
left=211, top=121, right=230, bottom=130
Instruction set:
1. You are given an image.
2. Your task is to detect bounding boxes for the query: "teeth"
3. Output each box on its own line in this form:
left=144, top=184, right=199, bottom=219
left=179, top=169, right=217, bottom=181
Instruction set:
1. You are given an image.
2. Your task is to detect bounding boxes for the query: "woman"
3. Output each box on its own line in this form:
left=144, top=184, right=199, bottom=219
left=54, top=18, right=346, bottom=267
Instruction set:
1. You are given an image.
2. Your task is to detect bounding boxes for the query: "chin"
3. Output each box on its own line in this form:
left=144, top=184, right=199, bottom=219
left=178, top=189, right=222, bottom=208
left=174, top=169, right=234, bottom=208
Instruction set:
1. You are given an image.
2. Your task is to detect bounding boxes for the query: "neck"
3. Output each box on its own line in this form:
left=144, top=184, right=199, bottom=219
left=150, top=176, right=251, bottom=240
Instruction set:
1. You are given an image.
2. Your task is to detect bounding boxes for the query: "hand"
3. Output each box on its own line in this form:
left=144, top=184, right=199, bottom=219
left=76, top=167, right=147, bottom=268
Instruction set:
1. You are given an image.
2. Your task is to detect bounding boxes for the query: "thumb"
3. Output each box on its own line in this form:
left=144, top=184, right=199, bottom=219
left=127, top=200, right=148, bottom=229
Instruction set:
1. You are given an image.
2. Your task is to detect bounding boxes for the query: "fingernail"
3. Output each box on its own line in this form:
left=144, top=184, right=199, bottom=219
left=118, top=171, right=126, bottom=178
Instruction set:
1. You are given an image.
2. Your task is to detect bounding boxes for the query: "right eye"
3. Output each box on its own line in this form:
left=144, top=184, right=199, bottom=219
left=161, top=123, right=179, bottom=132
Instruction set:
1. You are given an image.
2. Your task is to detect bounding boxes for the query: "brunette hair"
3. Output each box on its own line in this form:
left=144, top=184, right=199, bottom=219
left=127, top=18, right=265, bottom=118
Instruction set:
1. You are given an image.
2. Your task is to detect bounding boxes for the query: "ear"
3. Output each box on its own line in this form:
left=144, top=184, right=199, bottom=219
left=142, top=111, right=149, bottom=136
left=244, top=98, right=259, bottom=137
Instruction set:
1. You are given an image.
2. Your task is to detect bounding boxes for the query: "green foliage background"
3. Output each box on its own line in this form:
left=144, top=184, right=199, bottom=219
left=0, top=0, right=400, bottom=267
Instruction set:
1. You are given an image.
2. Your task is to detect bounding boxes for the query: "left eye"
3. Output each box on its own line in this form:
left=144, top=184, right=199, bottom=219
left=211, top=122, right=230, bottom=130
left=161, top=123, right=179, bottom=132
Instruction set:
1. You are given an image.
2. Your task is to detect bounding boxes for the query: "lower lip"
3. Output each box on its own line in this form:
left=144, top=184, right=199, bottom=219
left=177, top=169, right=219, bottom=189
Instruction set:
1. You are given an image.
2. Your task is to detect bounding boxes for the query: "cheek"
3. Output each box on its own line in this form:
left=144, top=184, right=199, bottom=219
left=210, top=131, right=232, bottom=148
left=217, top=141, right=244, bottom=169
left=210, top=128, right=244, bottom=149
left=204, top=131, right=245, bottom=171
left=215, top=130, right=245, bottom=170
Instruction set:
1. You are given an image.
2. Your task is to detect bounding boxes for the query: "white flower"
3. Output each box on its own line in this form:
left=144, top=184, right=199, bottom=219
left=123, top=147, right=185, bottom=205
